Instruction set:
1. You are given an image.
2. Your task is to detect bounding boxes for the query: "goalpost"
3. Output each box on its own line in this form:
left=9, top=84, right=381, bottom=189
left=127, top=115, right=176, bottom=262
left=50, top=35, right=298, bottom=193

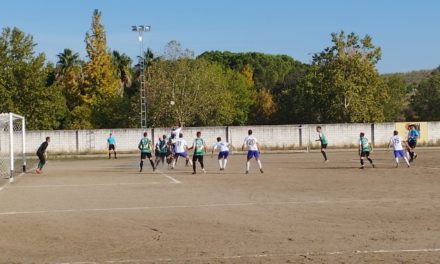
left=0, top=113, right=26, bottom=182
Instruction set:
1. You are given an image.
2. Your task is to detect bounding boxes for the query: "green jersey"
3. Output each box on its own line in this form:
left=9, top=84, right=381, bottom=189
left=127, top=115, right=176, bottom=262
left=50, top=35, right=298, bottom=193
left=193, top=138, right=205, bottom=156
left=359, top=137, right=370, bottom=152
left=157, top=139, right=168, bottom=154
left=318, top=132, right=327, bottom=145
left=138, top=138, right=152, bottom=153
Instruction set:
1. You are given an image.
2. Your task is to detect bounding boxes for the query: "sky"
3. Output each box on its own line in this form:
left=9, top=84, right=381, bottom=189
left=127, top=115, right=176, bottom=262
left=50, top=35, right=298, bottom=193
left=0, top=0, right=439, bottom=73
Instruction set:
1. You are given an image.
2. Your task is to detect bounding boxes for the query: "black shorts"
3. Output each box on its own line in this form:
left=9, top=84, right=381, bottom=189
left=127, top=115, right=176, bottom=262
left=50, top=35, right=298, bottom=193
left=321, top=144, right=328, bottom=149
left=193, top=155, right=204, bottom=163
left=408, top=140, right=417, bottom=149
left=141, top=152, right=152, bottom=159
left=360, top=151, right=370, bottom=157
left=36, top=152, right=45, bottom=162
left=108, top=144, right=115, bottom=150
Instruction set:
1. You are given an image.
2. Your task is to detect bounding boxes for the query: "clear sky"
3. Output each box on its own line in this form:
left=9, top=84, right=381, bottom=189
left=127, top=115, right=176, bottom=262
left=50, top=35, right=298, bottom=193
left=1, top=0, right=439, bottom=73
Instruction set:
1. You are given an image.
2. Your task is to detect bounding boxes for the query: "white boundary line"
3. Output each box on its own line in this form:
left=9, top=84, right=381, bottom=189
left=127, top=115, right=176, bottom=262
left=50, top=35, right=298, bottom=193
left=57, top=248, right=440, bottom=263
left=8, top=182, right=165, bottom=189
left=0, top=166, right=36, bottom=192
left=0, top=198, right=414, bottom=216
left=157, top=170, right=181, bottom=184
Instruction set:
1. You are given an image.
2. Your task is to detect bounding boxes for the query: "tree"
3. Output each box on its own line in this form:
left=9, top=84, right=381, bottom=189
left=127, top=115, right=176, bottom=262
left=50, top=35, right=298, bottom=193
left=311, top=31, right=387, bottom=123
left=82, top=9, right=120, bottom=128
left=55, top=49, right=83, bottom=117
left=0, top=27, right=67, bottom=129
left=249, top=89, right=276, bottom=124
left=83, top=9, right=119, bottom=102
left=411, top=71, right=440, bottom=121
left=382, top=75, right=407, bottom=121
left=112, top=50, right=133, bottom=96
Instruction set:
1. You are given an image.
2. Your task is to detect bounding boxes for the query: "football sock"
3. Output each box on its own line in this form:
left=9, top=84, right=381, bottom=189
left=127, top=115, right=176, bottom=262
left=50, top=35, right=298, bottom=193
left=218, top=160, right=222, bottom=169
left=149, top=160, right=155, bottom=169
left=360, top=159, right=364, bottom=166
left=321, top=151, right=328, bottom=160
left=140, top=160, right=144, bottom=170
left=246, top=161, right=250, bottom=171
left=257, top=160, right=262, bottom=169
left=367, top=158, right=373, bottom=164
left=223, top=159, right=227, bottom=169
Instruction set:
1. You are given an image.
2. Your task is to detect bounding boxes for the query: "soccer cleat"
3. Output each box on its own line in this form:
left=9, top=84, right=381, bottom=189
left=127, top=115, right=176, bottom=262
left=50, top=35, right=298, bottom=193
left=359, top=166, right=364, bottom=169
left=260, top=169, right=264, bottom=174
left=372, top=164, right=375, bottom=168
left=202, top=168, right=206, bottom=174
left=153, top=167, right=156, bottom=172
left=407, top=164, right=411, bottom=168
left=323, top=160, right=329, bottom=163
left=245, top=170, right=249, bottom=174
left=192, top=172, right=196, bottom=175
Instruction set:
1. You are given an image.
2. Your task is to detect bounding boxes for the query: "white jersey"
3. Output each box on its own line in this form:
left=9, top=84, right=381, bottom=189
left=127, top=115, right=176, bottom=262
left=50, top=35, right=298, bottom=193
left=390, top=135, right=404, bottom=151
left=174, top=138, right=187, bottom=153
left=243, top=135, right=259, bottom=151
left=170, top=127, right=182, bottom=138
left=213, top=142, right=229, bottom=152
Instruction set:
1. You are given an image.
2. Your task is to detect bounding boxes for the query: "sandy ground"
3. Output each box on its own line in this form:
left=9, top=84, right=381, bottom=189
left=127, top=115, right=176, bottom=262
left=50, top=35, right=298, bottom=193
left=0, top=149, right=439, bottom=263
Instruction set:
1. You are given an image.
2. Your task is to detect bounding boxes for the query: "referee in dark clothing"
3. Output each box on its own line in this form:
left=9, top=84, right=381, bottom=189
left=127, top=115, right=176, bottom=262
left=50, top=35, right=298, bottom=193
left=36, top=137, right=50, bottom=174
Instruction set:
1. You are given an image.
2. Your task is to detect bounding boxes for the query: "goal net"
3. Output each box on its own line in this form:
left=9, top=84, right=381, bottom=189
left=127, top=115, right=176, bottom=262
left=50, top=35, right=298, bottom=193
left=0, top=113, right=26, bottom=181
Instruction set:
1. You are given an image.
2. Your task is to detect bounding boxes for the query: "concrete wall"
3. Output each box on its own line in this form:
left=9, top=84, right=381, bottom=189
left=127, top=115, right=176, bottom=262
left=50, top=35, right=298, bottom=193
left=428, top=122, right=440, bottom=144
left=4, top=122, right=439, bottom=154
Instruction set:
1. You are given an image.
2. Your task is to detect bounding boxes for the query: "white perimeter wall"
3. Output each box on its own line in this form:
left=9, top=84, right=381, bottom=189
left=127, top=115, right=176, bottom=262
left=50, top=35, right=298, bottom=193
left=12, top=122, right=440, bottom=154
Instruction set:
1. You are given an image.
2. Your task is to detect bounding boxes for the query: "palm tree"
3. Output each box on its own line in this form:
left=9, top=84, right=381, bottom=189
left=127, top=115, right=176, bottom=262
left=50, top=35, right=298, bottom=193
left=112, top=50, right=133, bottom=96
left=134, top=48, right=158, bottom=77
left=56, top=49, right=81, bottom=75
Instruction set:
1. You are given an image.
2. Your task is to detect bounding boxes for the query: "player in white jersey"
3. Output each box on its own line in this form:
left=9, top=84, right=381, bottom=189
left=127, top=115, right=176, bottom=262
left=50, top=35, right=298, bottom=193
left=170, top=123, right=183, bottom=139
left=387, top=130, right=410, bottom=168
left=241, top=129, right=263, bottom=174
left=212, top=137, right=230, bottom=171
left=172, top=133, right=192, bottom=169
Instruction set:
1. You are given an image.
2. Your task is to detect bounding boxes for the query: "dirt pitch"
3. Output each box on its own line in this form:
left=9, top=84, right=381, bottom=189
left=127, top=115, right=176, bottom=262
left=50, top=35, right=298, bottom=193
left=0, top=149, right=440, bottom=263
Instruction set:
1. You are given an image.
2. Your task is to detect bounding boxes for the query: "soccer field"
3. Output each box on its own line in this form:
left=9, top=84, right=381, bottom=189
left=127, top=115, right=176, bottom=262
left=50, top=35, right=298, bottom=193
left=0, top=150, right=439, bottom=263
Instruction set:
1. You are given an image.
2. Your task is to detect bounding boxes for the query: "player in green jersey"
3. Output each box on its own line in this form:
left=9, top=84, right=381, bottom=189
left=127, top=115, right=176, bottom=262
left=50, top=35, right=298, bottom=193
left=316, top=126, right=329, bottom=162
left=155, top=135, right=168, bottom=168
left=188, top=131, right=207, bottom=174
left=138, top=132, right=155, bottom=172
left=359, top=132, right=375, bottom=169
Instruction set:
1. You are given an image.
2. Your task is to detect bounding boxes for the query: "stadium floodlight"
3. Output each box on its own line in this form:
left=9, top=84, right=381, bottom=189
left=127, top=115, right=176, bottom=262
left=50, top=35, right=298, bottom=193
left=132, top=25, right=151, bottom=129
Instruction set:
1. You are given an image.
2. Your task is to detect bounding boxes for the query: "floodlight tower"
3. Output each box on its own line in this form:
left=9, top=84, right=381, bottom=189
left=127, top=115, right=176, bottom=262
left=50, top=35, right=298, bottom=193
left=132, top=25, right=151, bottom=128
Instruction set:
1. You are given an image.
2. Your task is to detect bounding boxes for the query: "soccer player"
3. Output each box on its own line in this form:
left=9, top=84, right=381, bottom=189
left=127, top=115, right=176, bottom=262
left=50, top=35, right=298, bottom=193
left=188, top=131, right=207, bottom=174
left=36, top=137, right=50, bottom=174
left=387, top=130, right=410, bottom=168
left=155, top=135, right=168, bottom=168
left=107, top=133, right=116, bottom=159
left=172, top=133, right=192, bottom=169
left=170, top=122, right=183, bottom=139
left=242, top=129, right=263, bottom=174
left=359, top=132, right=375, bottom=169
left=407, top=124, right=419, bottom=162
left=212, top=137, right=230, bottom=171
left=316, top=126, right=329, bottom=163
left=138, top=132, right=155, bottom=172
